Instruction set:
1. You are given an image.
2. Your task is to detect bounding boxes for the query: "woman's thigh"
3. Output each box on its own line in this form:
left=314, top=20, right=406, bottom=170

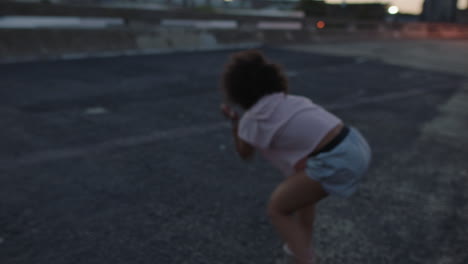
left=269, top=171, right=328, bottom=215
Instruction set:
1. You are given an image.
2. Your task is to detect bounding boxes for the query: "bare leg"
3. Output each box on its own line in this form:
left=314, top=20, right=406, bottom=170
left=284, top=206, right=317, bottom=255
left=298, top=204, right=321, bottom=244
left=268, top=171, right=327, bottom=264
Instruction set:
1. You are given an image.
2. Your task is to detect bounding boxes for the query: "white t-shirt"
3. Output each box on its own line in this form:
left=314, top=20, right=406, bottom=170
left=238, top=92, right=342, bottom=176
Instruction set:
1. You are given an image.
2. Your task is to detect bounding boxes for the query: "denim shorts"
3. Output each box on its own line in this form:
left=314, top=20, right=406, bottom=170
left=305, top=127, right=371, bottom=197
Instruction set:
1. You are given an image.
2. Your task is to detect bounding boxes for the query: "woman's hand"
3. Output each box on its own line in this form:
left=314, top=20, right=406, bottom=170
left=220, top=103, right=239, bottom=122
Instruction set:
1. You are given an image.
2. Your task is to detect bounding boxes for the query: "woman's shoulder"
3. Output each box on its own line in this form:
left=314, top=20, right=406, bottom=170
left=242, top=93, right=285, bottom=118
left=284, top=94, right=317, bottom=108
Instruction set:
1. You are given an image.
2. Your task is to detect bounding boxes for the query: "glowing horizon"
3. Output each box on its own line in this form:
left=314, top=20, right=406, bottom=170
left=325, top=0, right=468, bottom=15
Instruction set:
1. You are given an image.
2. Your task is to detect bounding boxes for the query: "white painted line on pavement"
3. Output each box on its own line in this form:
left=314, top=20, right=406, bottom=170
left=0, top=122, right=230, bottom=169
left=0, top=87, right=444, bottom=169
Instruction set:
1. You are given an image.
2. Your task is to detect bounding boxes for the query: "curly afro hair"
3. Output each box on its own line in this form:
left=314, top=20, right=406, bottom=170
left=221, top=50, right=288, bottom=110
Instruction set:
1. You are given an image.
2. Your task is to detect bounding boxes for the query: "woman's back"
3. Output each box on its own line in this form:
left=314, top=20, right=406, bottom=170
left=239, top=93, right=341, bottom=175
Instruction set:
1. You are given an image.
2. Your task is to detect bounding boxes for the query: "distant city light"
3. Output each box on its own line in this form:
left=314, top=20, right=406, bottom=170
left=388, top=5, right=399, bottom=15
left=316, top=20, right=326, bottom=29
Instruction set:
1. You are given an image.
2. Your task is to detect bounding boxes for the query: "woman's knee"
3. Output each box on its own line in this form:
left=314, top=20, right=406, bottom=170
left=266, top=202, right=276, bottom=219
left=267, top=196, right=293, bottom=219
left=267, top=202, right=282, bottom=220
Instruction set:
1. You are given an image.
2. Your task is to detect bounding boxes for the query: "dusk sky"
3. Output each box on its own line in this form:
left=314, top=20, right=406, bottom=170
left=325, top=0, right=468, bottom=15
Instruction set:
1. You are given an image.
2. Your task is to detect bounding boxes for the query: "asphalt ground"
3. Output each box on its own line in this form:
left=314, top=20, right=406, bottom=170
left=1, top=46, right=467, bottom=264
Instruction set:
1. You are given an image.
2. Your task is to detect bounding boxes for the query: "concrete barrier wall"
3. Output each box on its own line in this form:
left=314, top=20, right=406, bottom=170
left=0, top=27, right=267, bottom=62
left=0, top=28, right=138, bottom=59
left=2, top=24, right=468, bottom=63
left=400, top=23, right=468, bottom=38
left=1, top=26, right=403, bottom=62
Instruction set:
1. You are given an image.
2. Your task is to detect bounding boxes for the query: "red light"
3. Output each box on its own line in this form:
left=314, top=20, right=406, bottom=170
left=316, top=21, right=326, bottom=29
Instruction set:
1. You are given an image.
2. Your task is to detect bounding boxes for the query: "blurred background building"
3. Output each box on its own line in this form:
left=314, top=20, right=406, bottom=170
left=421, top=0, right=458, bottom=22
left=6, top=0, right=467, bottom=23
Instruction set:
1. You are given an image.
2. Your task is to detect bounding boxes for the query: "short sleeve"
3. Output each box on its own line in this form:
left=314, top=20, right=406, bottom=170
left=238, top=115, right=275, bottom=149
left=238, top=115, right=256, bottom=146
left=236, top=93, right=287, bottom=149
